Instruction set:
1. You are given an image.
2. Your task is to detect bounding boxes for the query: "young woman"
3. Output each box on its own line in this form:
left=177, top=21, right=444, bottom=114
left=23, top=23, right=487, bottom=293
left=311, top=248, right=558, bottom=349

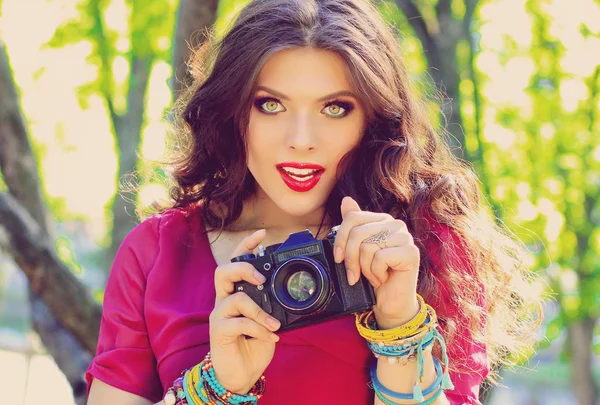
left=86, top=0, right=541, bottom=404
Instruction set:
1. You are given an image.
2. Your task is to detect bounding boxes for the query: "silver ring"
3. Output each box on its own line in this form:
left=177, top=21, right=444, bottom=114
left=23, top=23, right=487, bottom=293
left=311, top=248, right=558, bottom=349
left=362, top=229, right=390, bottom=249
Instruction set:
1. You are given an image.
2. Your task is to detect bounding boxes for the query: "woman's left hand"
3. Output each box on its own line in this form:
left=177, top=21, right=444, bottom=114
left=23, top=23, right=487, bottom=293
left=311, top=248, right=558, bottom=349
left=333, top=196, right=420, bottom=330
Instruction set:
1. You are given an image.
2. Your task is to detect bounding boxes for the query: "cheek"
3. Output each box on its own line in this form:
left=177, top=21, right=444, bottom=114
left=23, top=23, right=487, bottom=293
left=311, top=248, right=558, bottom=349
left=248, top=111, right=281, bottom=146
left=325, top=126, right=363, bottom=160
left=247, top=113, right=277, bottom=171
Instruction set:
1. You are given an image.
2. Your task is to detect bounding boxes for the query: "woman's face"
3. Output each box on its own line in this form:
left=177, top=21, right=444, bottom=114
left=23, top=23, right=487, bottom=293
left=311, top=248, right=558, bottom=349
left=247, top=47, right=367, bottom=221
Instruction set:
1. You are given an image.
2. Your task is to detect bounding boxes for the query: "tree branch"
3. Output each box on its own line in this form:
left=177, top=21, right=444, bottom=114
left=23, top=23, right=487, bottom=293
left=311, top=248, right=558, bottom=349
left=464, top=0, right=478, bottom=27
left=171, top=0, right=219, bottom=99
left=0, top=42, right=53, bottom=234
left=0, top=192, right=102, bottom=353
left=107, top=54, right=152, bottom=263
left=0, top=40, right=96, bottom=403
left=590, top=66, right=600, bottom=204
left=90, top=0, right=121, bottom=138
left=394, top=0, right=438, bottom=59
left=435, top=0, right=451, bottom=24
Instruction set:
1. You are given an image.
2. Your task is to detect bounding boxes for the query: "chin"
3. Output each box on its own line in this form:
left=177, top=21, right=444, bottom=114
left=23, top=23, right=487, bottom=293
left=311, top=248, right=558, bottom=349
left=273, top=195, right=326, bottom=218
left=250, top=172, right=334, bottom=222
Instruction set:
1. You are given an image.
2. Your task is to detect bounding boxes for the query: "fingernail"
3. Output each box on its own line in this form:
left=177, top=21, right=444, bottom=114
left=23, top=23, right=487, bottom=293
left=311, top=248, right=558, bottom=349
left=334, top=247, right=343, bottom=263
left=266, top=317, right=281, bottom=331
left=254, top=270, right=266, bottom=283
left=347, top=269, right=355, bottom=285
left=270, top=333, right=280, bottom=342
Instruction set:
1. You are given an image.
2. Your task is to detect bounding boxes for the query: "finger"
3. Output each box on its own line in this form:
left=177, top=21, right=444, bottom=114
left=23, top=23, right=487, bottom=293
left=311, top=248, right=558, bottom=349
left=340, top=196, right=362, bottom=219
left=212, top=317, right=280, bottom=344
left=212, top=292, right=281, bottom=332
left=333, top=199, right=390, bottom=264
left=230, top=229, right=267, bottom=260
left=214, top=262, right=267, bottom=301
left=346, top=222, right=391, bottom=286
left=371, top=244, right=420, bottom=287
left=358, top=241, right=383, bottom=288
left=336, top=198, right=363, bottom=265
left=360, top=230, right=415, bottom=286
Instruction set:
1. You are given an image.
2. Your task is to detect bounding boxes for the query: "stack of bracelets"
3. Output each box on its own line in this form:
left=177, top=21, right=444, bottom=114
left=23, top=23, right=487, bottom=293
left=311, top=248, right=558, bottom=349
left=163, top=352, right=265, bottom=405
left=163, top=294, right=451, bottom=405
left=355, top=294, right=454, bottom=404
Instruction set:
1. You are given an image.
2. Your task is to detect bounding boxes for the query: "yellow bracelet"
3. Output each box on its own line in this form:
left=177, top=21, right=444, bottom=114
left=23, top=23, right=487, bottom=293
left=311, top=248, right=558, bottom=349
left=363, top=306, right=437, bottom=343
left=355, top=294, right=426, bottom=340
left=357, top=310, right=422, bottom=342
left=368, top=323, right=433, bottom=347
left=185, top=368, right=207, bottom=405
left=356, top=296, right=437, bottom=342
left=191, top=364, right=210, bottom=402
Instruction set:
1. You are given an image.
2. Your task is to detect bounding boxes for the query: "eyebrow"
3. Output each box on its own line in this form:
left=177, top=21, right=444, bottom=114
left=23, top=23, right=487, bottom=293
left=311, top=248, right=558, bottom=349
left=255, top=85, right=358, bottom=102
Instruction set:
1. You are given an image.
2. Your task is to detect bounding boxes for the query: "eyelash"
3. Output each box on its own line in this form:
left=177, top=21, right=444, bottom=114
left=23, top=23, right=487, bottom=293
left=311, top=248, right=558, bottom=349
left=253, top=96, right=355, bottom=118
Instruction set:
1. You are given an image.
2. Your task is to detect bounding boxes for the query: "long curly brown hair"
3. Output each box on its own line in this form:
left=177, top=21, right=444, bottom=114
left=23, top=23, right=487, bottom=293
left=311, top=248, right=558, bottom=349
left=147, top=0, right=542, bottom=383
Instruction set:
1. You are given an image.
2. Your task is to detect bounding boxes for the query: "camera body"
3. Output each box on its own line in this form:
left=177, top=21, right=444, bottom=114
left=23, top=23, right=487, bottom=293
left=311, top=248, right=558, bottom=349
left=232, top=226, right=376, bottom=332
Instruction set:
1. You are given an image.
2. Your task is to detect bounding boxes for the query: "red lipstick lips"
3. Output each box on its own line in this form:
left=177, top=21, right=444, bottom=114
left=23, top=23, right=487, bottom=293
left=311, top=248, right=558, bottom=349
left=276, top=162, right=325, bottom=192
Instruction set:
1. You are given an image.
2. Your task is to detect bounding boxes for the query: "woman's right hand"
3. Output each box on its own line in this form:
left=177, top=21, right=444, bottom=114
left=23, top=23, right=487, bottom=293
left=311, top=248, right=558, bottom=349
left=209, top=229, right=281, bottom=395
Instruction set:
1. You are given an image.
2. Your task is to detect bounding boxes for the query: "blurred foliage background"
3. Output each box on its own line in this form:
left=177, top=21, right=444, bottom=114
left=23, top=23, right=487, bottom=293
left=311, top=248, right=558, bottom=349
left=0, top=0, right=599, bottom=404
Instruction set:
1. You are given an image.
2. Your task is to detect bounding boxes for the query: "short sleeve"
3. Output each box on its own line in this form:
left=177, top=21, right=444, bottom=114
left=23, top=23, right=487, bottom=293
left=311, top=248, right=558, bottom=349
left=85, top=215, right=163, bottom=403
left=421, top=213, right=490, bottom=405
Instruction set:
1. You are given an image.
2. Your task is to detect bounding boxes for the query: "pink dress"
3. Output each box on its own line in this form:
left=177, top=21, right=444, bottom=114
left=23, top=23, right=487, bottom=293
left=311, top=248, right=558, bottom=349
left=85, top=206, right=489, bottom=404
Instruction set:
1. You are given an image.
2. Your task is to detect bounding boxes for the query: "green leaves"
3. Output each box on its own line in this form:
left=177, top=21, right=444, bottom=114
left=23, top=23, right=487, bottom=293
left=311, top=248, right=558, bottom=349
left=45, top=0, right=176, bottom=114
left=474, top=0, right=600, bottom=336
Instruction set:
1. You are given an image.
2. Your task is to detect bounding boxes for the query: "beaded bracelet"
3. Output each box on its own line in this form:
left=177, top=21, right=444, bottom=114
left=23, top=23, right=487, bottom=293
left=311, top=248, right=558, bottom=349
left=357, top=298, right=454, bottom=402
left=368, top=331, right=435, bottom=363
left=199, top=352, right=265, bottom=405
left=164, top=376, right=186, bottom=405
left=164, top=352, right=266, bottom=405
left=184, top=368, right=207, bottom=405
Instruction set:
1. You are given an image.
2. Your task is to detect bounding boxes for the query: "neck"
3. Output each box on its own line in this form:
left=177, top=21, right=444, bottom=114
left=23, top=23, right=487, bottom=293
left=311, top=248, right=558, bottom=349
left=228, top=193, right=333, bottom=240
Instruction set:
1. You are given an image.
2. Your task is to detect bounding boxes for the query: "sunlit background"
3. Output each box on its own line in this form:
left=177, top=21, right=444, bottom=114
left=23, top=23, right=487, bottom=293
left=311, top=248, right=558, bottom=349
left=0, top=0, right=599, bottom=404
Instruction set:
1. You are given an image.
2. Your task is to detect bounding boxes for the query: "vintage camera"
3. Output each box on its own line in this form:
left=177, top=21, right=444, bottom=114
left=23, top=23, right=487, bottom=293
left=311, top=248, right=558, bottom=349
left=232, top=226, right=376, bottom=332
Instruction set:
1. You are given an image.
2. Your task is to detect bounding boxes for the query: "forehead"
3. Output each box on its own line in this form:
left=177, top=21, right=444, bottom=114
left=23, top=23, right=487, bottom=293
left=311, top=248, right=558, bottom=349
left=256, top=47, right=355, bottom=94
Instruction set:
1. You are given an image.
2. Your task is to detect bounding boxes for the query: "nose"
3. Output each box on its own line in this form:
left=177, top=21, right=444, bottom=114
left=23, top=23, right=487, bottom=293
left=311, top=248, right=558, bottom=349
left=286, top=113, right=316, bottom=151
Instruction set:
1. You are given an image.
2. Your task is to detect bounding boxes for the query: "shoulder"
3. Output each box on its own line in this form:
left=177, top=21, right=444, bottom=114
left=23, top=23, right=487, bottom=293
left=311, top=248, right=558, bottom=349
left=128, top=203, right=205, bottom=242
left=113, top=204, right=206, bottom=277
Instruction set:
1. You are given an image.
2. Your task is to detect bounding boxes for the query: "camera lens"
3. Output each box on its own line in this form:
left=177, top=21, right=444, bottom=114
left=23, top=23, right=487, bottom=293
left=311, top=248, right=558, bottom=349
left=286, top=270, right=316, bottom=302
left=271, top=257, right=330, bottom=315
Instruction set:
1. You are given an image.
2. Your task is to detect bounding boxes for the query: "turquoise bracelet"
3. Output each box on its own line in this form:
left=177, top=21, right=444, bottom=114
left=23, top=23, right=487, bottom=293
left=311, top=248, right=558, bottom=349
left=374, top=382, right=443, bottom=405
left=370, top=356, right=443, bottom=400
left=368, top=331, right=435, bottom=358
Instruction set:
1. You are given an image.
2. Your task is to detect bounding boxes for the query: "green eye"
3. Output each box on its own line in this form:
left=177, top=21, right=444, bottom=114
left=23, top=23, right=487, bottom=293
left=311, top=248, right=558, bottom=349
left=254, top=97, right=286, bottom=114
left=322, top=101, right=354, bottom=118
left=324, top=104, right=344, bottom=117
left=264, top=100, right=280, bottom=112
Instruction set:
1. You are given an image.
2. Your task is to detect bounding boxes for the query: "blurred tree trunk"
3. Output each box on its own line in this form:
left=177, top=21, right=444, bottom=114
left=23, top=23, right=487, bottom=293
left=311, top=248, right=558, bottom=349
left=395, top=2, right=501, bottom=402
left=0, top=40, right=93, bottom=405
left=395, top=0, right=480, bottom=160
left=107, top=0, right=219, bottom=264
left=0, top=0, right=218, bottom=402
left=86, top=0, right=155, bottom=267
left=460, top=0, right=502, bottom=222
left=171, top=0, right=219, bottom=99
left=568, top=318, right=599, bottom=405
left=107, top=55, right=152, bottom=266
left=566, top=65, right=600, bottom=405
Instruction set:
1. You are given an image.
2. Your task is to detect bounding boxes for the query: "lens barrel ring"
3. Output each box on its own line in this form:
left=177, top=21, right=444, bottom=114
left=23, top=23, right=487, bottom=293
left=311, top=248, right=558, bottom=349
left=270, top=256, right=330, bottom=315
